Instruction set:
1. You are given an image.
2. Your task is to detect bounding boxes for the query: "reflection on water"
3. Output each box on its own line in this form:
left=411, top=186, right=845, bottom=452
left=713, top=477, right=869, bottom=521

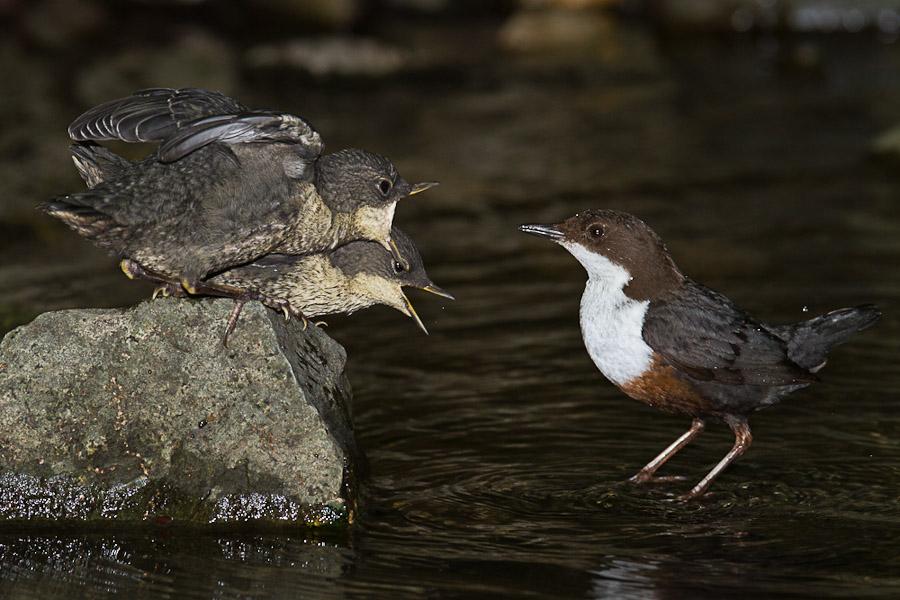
left=2, top=17, right=900, bottom=600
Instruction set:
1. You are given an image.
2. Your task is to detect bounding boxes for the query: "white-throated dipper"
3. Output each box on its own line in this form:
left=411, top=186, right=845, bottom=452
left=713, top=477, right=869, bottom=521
left=520, top=209, right=880, bottom=500
left=45, top=87, right=436, bottom=303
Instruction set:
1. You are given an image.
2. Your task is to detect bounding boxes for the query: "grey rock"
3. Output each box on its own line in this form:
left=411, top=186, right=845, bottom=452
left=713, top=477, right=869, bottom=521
left=0, top=298, right=357, bottom=526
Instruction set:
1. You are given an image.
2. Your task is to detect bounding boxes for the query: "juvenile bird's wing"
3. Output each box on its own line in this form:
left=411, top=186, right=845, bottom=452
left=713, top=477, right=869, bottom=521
left=642, top=281, right=817, bottom=386
left=157, top=113, right=322, bottom=163
left=68, top=88, right=323, bottom=164
left=68, top=88, right=245, bottom=143
left=249, top=254, right=305, bottom=268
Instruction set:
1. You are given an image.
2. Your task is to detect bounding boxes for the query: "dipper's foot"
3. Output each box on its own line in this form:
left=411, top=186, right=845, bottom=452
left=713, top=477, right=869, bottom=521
left=120, top=258, right=174, bottom=285
left=152, top=283, right=187, bottom=299
left=629, top=418, right=706, bottom=485
left=120, top=259, right=186, bottom=299
left=221, top=291, right=306, bottom=346
left=678, top=418, right=752, bottom=501
left=629, top=473, right=688, bottom=484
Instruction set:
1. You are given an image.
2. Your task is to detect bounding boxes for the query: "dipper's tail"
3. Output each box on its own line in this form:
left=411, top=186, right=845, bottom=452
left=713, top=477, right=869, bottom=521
left=778, top=305, right=881, bottom=372
left=39, top=196, right=123, bottom=244
left=70, top=142, right=132, bottom=188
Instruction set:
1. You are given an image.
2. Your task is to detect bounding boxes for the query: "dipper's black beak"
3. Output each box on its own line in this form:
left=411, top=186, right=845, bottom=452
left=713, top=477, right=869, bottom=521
left=518, top=223, right=564, bottom=241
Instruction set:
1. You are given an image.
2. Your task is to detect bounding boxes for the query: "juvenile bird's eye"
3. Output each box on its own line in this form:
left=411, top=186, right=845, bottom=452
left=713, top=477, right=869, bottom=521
left=588, top=224, right=605, bottom=239
left=393, top=260, right=406, bottom=273
left=378, top=179, right=392, bottom=196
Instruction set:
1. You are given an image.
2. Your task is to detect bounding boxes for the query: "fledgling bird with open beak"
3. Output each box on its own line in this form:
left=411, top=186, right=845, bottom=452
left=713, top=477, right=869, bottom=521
left=520, top=210, right=880, bottom=500
left=208, top=227, right=453, bottom=342
left=43, top=88, right=436, bottom=314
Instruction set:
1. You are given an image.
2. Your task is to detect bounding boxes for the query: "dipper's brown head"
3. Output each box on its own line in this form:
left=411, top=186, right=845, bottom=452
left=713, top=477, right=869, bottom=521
left=519, top=210, right=684, bottom=301
left=330, top=227, right=453, bottom=334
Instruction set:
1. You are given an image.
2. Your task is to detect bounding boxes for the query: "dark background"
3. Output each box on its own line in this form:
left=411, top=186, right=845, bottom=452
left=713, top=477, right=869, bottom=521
left=1, top=1, right=899, bottom=598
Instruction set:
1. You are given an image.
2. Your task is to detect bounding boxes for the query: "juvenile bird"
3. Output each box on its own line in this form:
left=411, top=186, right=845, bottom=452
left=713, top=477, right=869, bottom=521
left=45, top=88, right=436, bottom=307
left=64, top=142, right=452, bottom=342
left=210, top=227, right=454, bottom=340
left=520, top=210, right=880, bottom=500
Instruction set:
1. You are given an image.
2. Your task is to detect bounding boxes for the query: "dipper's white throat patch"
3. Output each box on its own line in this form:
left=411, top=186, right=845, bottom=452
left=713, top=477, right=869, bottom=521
left=561, top=241, right=654, bottom=386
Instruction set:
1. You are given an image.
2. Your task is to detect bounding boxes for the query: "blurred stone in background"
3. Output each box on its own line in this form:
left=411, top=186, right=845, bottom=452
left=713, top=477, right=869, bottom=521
left=75, top=29, right=237, bottom=106
left=254, top=0, right=361, bottom=29
left=23, top=0, right=108, bottom=49
left=646, top=0, right=900, bottom=34
left=246, top=37, right=407, bottom=77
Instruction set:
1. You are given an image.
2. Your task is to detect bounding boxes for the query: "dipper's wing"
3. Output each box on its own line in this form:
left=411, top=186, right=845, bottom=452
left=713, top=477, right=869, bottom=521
left=68, top=88, right=323, bottom=164
left=69, top=88, right=245, bottom=144
left=157, top=113, right=322, bottom=163
left=642, top=280, right=816, bottom=386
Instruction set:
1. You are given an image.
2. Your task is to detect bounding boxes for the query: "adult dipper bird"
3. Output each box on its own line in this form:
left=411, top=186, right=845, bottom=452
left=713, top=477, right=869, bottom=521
left=519, top=210, right=880, bottom=500
left=210, top=227, right=453, bottom=340
left=46, top=88, right=435, bottom=299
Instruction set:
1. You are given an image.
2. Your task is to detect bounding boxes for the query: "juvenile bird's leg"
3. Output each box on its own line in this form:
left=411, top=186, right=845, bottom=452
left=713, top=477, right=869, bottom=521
left=182, top=279, right=306, bottom=346
left=119, top=259, right=185, bottom=299
left=120, top=258, right=173, bottom=285
left=220, top=290, right=307, bottom=346
left=679, top=417, right=752, bottom=501
left=223, top=299, right=248, bottom=347
left=152, top=283, right=187, bottom=299
left=183, top=279, right=305, bottom=322
left=630, top=418, right=705, bottom=484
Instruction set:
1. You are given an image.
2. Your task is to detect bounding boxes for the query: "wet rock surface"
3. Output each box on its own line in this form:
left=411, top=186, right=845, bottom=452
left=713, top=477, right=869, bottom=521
left=0, top=298, right=356, bottom=526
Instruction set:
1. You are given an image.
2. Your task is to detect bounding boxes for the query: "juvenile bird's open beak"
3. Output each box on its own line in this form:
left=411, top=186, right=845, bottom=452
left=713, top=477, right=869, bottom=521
left=421, top=283, right=455, bottom=300
left=409, top=181, right=439, bottom=196
left=518, top=223, right=564, bottom=242
left=400, top=291, right=429, bottom=335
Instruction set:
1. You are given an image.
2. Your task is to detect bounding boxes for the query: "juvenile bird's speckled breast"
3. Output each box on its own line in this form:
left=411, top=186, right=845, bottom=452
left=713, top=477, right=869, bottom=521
left=211, top=255, right=373, bottom=319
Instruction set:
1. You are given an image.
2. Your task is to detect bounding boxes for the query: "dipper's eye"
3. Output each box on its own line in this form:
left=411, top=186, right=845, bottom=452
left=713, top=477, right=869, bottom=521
left=588, top=224, right=605, bottom=239
left=378, top=179, right=392, bottom=196
left=393, top=260, right=406, bottom=274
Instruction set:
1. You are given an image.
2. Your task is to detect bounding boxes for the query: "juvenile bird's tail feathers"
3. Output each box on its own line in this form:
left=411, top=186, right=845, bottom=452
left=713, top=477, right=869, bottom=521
left=70, top=142, right=131, bottom=188
left=39, top=196, right=123, bottom=242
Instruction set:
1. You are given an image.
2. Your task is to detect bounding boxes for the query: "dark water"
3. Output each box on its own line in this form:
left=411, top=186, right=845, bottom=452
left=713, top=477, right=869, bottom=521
left=2, top=20, right=900, bottom=599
